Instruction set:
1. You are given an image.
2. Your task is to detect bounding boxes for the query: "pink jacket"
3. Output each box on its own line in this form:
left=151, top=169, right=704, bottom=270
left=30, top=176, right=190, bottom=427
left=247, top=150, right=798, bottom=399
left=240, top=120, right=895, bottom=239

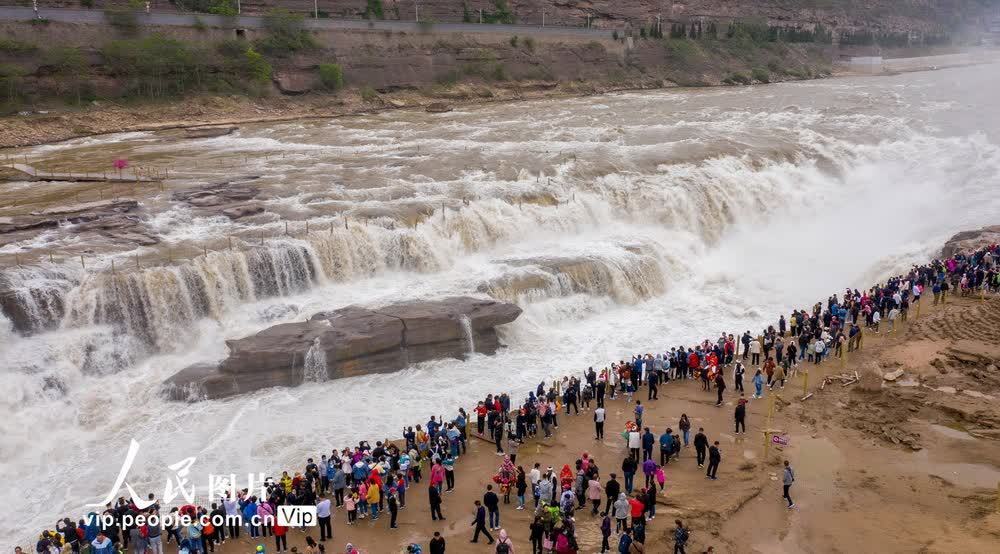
left=586, top=479, right=603, bottom=500
left=430, top=464, right=445, bottom=485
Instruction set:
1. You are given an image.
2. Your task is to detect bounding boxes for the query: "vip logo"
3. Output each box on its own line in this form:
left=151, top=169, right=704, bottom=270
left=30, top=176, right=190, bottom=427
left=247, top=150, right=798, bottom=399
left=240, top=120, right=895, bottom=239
left=277, top=505, right=317, bottom=527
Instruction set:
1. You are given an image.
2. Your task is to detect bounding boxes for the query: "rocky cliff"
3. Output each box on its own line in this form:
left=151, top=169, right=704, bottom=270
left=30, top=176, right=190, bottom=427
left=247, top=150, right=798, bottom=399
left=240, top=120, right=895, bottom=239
left=941, top=225, right=1000, bottom=258
left=162, top=296, right=522, bottom=400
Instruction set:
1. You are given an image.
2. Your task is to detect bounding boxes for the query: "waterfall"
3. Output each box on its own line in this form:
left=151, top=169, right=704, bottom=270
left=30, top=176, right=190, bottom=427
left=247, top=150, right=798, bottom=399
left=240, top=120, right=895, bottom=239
left=459, top=315, right=475, bottom=357
left=303, top=337, right=328, bottom=382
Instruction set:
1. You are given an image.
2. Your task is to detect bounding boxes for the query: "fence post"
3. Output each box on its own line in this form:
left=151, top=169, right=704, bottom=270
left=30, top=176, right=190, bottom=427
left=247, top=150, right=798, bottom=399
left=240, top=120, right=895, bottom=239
left=80, top=255, right=85, bottom=269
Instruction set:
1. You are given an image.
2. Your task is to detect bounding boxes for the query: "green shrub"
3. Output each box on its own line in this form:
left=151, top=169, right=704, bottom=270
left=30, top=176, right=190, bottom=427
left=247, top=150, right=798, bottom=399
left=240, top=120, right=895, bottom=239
left=0, top=63, right=26, bottom=101
left=81, top=0, right=94, bottom=7
left=318, top=63, right=344, bottom=90
left=365, top=0, right=384, bottom=20
left=360, top=86, right=378, bottom=102
left=29, top=18, right=50, bottom=27
left=491, top=63, right=507, bottom=81
left=0, top=38, right=38, bottom=55
left=256, top=9, right=318, bottom=56
left=102, top=35, right=200, bottom=97
left=524, top=37, right=535, bottom=52
left=483, top=0, right=515, bottom=24
left=751, top=67, right=770, bottom=83
left=612, top=30, right=619, bottom=41
left=45, top=47, right=90, bottom=104
left=509, top=35, right=518, bottom=47
left=243, top=47, right=272, bottom=83
left=193, top=17, right=208, bottom=31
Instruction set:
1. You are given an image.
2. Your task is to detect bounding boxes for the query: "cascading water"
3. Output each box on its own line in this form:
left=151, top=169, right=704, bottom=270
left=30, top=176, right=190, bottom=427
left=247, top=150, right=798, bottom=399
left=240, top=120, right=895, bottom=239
left=303, top=337, right=329, bottom=383
left=3, top=65, right=1000, bottom=545
left=459, top=315, right=475, bottom=356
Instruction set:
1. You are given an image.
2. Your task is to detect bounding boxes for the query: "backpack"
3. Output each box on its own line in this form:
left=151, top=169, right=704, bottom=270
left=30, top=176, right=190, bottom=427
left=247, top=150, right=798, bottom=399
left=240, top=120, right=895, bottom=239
left=496, top=541, right=511, bottom=554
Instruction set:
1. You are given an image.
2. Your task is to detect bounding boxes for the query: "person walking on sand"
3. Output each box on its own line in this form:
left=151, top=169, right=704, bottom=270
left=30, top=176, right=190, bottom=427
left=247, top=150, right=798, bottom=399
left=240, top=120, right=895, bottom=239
left=673, top=520, right=689, bottom=554
left=429, top=483, right=445, bottom=521
left=595, top=405, right=606, bottom=440
left=783, top=460, right=795, bottom=508
left=750, top=337, right=762, bottom=366
left=714, top=372, right=726, bottom=406
left=752, top=369, right=764, bottom=399
left=706, top=441, right=721, bottom=480
left=694, top=428, right=708, bottom=468
left=484, top=485, right=501, bottom=530
left=679, top=414, right=691, bottom=447
left=470, top=500, right=494, bottom=544
left=604, top=473, right=621, bottom=515
left=735, top=394, right=747, bottom=435
left=494, top=529, right=514, bottom=553
left=734, top=361, right=745, bottom=393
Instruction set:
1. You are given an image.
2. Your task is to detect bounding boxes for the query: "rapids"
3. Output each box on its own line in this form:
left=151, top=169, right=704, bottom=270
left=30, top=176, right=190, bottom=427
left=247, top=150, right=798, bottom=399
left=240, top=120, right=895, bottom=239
left=1, top=64, right=999, bottom=542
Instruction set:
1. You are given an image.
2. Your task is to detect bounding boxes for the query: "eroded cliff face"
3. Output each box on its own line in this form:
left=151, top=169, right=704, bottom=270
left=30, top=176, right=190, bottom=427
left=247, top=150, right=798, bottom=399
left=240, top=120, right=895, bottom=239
left=19, top=0, right=989, bottom=32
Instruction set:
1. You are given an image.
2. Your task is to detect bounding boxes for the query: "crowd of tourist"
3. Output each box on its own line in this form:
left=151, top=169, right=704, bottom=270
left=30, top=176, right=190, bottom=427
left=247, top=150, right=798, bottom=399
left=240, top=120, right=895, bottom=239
left=24, top=245, right=998, bottom=554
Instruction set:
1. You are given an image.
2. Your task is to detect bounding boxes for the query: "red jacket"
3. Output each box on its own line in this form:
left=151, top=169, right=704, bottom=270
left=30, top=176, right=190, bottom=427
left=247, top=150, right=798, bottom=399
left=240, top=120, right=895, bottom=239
left=628, top=498, right=645, bottom=518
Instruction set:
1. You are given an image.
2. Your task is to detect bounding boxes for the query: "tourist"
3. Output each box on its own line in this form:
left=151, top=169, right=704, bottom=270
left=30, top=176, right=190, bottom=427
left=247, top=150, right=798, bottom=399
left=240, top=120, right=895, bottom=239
left=388, top=487, right=399, bottom=529
left=752, top=369, right=764, bottom=399
left=673, top=520, right=689, bottom=554
left=659, top=428, right=674, bottom=465
left=599, top=512, right=612, bottom=553
left=430, top=531, right=446, bottom=554
left=316, top=496, right=332, bottom=541
left=678, top=414, right=691, bottom=447
left=627, top=427, right=641, bottom=461
left=429, top=483, right=445, bottom=521
left=484, top=485, right=501, bottom=530
left=604, top=473, right=621, bottom=515
left=528, top=516, right=545, bottom=554
left=783, top=460, right=795, bottom=508
left=706, top=441, right=721, bottom=480
left=714, top=371, right=726, bottom=406
left=613, top=493, right=629, bottom=533
left=693, top=428, right=708, bottom=468
left=515, top=466, right=528, bottom=510
left=641, top=427, right=655, bottom=461
left=470, top=500, right=494, bottom=545
left=735, top=394, right=747, bottom=434
left=595, top=405, right=606, bottom=439
left=621, top=455, right=637, bottom=494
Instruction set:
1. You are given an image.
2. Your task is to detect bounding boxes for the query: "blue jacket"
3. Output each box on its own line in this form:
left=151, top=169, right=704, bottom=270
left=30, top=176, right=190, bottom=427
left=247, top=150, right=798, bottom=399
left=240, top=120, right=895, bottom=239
left=642, top=431, right=655, bottom=449
left=659, top=433, right=673, bottom=450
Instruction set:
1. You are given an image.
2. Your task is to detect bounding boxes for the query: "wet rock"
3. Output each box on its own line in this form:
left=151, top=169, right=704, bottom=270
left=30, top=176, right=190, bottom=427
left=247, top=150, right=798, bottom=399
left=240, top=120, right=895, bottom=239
left=425, top=102, right=453, bottom=113
left=222, top=204, right=265, bottom=220
left=184, top=125, right=237, bottom=139
left=883, top=369, right=905, bottom=381
left=163, top=296, right=522, bottom=400
left=172, top=181, right=261, bottom=211
left=273, top=72, right=314, bottom=95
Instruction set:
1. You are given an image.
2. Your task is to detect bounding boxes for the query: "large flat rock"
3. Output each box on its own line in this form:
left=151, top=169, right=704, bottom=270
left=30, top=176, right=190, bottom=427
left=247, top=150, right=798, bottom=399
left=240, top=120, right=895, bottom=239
left=163, top=296, right=521, bottom=400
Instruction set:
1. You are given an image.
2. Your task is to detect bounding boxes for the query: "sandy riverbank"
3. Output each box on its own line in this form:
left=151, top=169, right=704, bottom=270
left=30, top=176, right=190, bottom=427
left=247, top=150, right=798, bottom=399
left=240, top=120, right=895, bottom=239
left=179, top=291, right=1000, bottom=554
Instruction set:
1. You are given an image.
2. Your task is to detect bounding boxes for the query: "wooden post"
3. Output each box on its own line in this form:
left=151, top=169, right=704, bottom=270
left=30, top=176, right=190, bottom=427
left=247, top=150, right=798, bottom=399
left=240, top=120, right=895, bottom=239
left=49, top=251, right=54, bottom=263
left=344, top=217, right=348, bottom=230
left=14, top=252, right=20, bottom=266
left=261, top=232, right=265, bottom=245
left=228, top=236, right=233, bottom=251
left=285, top=221, right=289, bottom=235
left=442, top=202, right=446, bottom=221
left=110, top=259, right=116, bottom=274
left=135, top=254, right=140, bottom=269
left=305, top=221, right=309, bottom=235
left=203, top=246, right=208, bottom=258
left=330, top=222, right=334, bottom=236
left=802, top=369, right=809, bottom=396
left=762, top=393, right=776, bottom=464
left=80, top=255, right=85, bottom=269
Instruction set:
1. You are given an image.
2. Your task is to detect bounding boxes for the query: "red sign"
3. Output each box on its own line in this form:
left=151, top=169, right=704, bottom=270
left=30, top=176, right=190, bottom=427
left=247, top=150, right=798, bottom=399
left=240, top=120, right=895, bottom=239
left=771, top=434, right=789, bottom=446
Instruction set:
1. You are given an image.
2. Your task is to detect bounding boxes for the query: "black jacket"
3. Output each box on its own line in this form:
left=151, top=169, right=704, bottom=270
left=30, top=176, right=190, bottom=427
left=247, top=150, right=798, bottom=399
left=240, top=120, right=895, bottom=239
left=694, top=433, right=708, bottom=450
